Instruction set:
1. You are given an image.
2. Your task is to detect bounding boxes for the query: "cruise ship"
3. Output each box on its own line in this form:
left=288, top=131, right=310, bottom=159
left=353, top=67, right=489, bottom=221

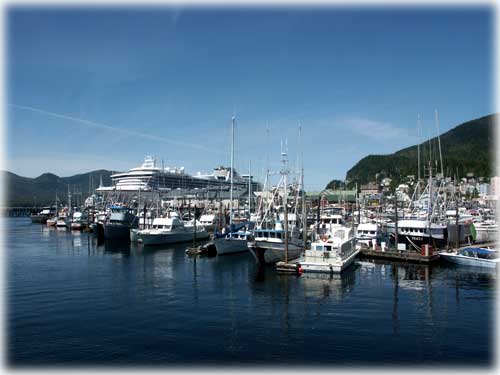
left=96, top=156, right=261, bottom=193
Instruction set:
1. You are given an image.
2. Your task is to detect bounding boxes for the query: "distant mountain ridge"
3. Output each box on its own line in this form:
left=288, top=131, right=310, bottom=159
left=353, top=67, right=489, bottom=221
left=2, top=170, right=113, bottom=207
left=339, top=114, right=496, bottom=189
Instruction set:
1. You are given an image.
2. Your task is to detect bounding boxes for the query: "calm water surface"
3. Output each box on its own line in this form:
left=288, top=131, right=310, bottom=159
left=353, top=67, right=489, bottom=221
left=5, top=218, right=497, bottom=367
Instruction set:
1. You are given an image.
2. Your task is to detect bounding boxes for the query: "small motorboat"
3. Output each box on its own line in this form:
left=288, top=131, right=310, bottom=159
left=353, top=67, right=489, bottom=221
left=439, top=247, right=499, bottom=269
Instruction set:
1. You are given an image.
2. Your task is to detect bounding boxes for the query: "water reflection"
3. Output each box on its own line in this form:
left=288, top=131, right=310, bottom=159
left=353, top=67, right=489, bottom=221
left=102, top=239, right=131, bottom=256
left=298, top=264, right=358, bottom=301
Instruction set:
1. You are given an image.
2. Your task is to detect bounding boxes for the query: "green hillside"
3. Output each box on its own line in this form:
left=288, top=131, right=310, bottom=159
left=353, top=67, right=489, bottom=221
left=339, top=114, right=496, bottom=188
left=3, top=170, right=113, bottom=207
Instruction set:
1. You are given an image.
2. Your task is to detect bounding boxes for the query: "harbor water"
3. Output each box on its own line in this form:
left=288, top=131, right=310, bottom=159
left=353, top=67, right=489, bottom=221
left=5, top=218, right=496, bottom=367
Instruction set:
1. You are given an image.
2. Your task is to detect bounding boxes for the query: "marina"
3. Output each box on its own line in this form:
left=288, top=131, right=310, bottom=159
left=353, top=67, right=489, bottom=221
left=4, top=5, right=497, bottom=370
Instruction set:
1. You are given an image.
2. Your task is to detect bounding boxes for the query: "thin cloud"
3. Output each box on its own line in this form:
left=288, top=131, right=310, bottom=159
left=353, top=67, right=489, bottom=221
left=8, top=104, right=224, bottom=155
left=342, top=116, right=409, bottom=140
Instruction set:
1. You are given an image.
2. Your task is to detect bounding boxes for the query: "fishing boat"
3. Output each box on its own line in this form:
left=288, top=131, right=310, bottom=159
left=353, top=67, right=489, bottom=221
left=355, top=222, right=380, bottom=249
left=198, top=213, right=224, bottom=232
left=30, top=207, right=55, bottom=224
left=103, top=205, right=138, bottom=241
left=387, top=219, right=448, bottom=250
left=249, top=140, right=306, bottom=265
left=297, top=226, right=358, bottom=273
left=137, top=215, right=209, bottom=246
left=90, top=210, right=108, bottom=238
left=251, top=221, right=303, bottom=264
left=70, top=210, right=89, bottom=230
left=439, top=247, right=499, bottom=269
left=214, top=223, right=253, bottom=255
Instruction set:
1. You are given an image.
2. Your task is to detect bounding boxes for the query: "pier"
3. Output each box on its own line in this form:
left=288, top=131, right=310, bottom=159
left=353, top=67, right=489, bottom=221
left=359, top=247, right=440, bottom=264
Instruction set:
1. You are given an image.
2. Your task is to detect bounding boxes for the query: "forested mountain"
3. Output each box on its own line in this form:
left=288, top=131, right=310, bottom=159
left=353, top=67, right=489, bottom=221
left=3, top=170, right=112, bottom=207
left=334, top=114, right=495, bottom=189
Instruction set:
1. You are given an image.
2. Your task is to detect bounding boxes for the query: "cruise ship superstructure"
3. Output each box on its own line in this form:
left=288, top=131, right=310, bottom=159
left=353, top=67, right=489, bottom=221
left=96, top=156, right=261, bottom=193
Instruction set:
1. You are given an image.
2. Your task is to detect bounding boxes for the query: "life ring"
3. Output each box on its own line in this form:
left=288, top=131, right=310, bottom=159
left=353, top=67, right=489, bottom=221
left=320, top=235, right=328, bottom=242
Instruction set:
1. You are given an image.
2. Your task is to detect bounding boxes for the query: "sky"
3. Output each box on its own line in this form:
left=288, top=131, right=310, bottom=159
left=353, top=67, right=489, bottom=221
left=6, top=5, right=494, bottom=191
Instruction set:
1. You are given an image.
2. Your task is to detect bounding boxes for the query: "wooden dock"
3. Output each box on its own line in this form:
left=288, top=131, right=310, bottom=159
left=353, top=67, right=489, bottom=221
left=359, top=248, right=440, bottom=263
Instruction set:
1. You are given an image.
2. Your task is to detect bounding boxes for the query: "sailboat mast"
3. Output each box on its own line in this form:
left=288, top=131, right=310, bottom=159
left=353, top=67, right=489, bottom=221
left=230, top=116, right=235, bottom=225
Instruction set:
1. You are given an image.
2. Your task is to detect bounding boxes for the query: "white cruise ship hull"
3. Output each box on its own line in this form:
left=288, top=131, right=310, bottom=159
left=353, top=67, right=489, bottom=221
left=214, top=237, right=249, bottom=255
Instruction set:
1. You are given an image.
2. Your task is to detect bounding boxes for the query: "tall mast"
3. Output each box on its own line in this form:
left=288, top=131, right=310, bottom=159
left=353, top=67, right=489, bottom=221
left=434, top=108, right=444, bottom=178
left=229, top=116, right=235, bottom=225
left=299, top=122, right=306, bottom=252
left=248, top=161, right=251, bottom=215
left=281, top=139, right=289, bottom=263
left=417, top=113, right=421, bottom=198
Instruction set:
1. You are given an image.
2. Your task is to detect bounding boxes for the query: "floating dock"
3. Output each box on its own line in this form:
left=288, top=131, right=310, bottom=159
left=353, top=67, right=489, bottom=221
left=359, top=248, right=440, bottom=263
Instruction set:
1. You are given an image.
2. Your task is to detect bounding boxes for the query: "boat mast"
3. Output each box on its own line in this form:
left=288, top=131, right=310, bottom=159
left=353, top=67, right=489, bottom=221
left=417, top=113, right=421, bottom=200
left=428, top=160, right=433, bottom=246
left=282, top=140, right=289, bottom=263
left=299, top=123, right=306, bottom=251
left=230, top=116, right=235, bottom=226
left=434, top=109, right=444, bottom=178
left=248, top=161, right=251, bottom=216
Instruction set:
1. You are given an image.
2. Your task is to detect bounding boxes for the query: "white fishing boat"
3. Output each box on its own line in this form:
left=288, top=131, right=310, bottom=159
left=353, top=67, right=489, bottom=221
left=70, top=211, right=89, bottom=230
left=130, top=216, right=155, bottom=242
left=439, top=247, right=499, bottom=269
left=137, top=216, right=209, bottom=246
left=297, top=226, right=358, bottom=273
left=30, top=208, right=55, bottom=224
left=248, top=136, right=307, bottom=265
left=355, top=222, right=380, bottom=249
left=198, top=214, right=224, bottom=232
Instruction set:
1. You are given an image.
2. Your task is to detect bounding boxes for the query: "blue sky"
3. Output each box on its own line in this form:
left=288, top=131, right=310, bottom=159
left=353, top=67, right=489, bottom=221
left=6, top=6, right=493, bottom=190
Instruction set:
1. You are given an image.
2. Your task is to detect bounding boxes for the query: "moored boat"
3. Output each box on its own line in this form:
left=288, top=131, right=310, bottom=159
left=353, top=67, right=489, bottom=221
left=137, top=216, right=209, bottom=246
left=439, top=247, right=499, bottom=269
left=30, top=208, right=55, bottom=224
left=297, top=226, right=358, bottom=273
left=103, top=205, right=138, bottom=241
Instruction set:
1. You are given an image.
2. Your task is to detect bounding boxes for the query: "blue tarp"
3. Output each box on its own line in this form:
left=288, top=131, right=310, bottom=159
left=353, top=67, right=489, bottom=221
left=214, top=222, right=250, bottom=239
left=461, top=247, right=497, bottom=255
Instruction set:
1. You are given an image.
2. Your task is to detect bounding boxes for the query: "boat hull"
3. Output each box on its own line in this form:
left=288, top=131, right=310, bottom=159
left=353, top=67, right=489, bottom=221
left=139, top=230, right=209, bottom=246
left=249, top=241, right=303, bottom=264
left=440, top=252, right=499, bottom=269
left=391, top=233, right=447, bottom=251
left=104, top=224, right=131, bottom=241
left=30, top=215, right=49, bottom=224
left=298, top=249, right=359, bottom=273
left=214, top=237, right=249, bottom=255
left=474, top=227, right=498, bottom=243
